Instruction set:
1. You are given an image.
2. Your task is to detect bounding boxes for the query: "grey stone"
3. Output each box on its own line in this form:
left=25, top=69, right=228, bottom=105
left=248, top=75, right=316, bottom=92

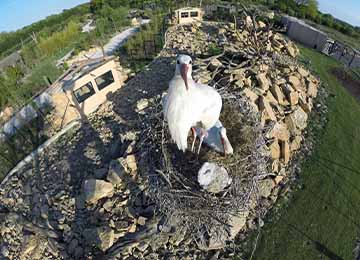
left=94, top=168, right=108, bottom=179
left=74, top=246, right=84, bottom=260
left=107, top=159, right=126, bottom=185
left=40, top=204, right=49, bottom=219
left=228, top=210, right=250, bottom=239
left=285, top=106, right=308, bottom=132
left=198, top=162, right=232, bottom=194
left=1, top=245, right=9, bottom=257
left=20, top=235, right=39, bottom=258
left=83, top=226, right=114, bottom=252
left=136, top=241, right=149, bottom=252
left=135, top=98, right=149, bottom=113
left=103, top=200, right=114, bottom=211
left=83, top=179, right=114, bottom=204
left=67, top=238, right=78, bottom=255
left=258, top=178, right=276, bottom=198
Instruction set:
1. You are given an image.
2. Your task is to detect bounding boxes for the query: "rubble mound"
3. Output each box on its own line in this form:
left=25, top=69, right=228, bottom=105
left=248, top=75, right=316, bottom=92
left=135, top=15, right=321, bottom=256
left=0, top=13, right=322, bottom=260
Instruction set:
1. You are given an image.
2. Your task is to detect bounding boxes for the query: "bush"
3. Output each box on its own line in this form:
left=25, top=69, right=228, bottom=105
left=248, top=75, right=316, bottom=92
left=123, top=13, right=165, bottom=59
left=38, top=21, right=80, bottom=56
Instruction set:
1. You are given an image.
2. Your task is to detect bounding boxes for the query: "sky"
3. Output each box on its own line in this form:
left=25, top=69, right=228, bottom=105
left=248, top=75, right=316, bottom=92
left=0, top=0, right=359, bottom=32
left=318, top=0, right=360, bottom=27
left=0, top=0, right=90, bottom=32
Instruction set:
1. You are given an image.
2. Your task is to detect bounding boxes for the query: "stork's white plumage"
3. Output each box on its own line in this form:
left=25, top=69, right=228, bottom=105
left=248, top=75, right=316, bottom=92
left=195, top=121, right=234, bottom=155
left=163, top=55, right=223, bottom=154
left=163, top=94, right=233, bottom=155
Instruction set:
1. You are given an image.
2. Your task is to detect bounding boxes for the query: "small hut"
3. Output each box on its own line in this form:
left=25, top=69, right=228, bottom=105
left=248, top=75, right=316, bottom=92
left=174, top=7, right=203, bottom=24
left=60, top=57, right=128, bottom=116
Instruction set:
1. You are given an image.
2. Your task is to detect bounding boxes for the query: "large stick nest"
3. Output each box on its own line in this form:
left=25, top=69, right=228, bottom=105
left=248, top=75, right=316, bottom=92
left=138, top=89, right=269, bottom=246
left=136, top=10, right=294, bottom=248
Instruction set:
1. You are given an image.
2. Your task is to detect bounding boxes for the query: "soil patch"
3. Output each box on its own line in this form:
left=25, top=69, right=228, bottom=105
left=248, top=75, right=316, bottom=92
left=331, top=67, right=360, bottom=102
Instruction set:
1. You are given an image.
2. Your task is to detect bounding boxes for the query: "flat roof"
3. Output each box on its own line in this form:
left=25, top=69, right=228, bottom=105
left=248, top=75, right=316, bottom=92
left=284, top=15, right=327, bottom=36
left=48, top=56, right=116, bottom=93
left=175, top=7, right=202, bottom=12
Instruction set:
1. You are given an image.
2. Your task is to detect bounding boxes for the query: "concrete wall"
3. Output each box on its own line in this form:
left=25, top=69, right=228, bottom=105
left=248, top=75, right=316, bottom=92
left=287, top=21, right=328, bottom=52
left=0, top=92, right=52, bottom=140
left=64, top=59, right=127, bottom=116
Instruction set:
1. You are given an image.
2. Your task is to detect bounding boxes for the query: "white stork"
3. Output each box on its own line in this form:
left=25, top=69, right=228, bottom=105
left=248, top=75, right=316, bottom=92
left=163, top=54, right=232, bottom=155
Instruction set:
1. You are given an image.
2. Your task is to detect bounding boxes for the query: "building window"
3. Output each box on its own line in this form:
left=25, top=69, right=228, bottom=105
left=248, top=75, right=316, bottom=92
left=95, top=70, right=115, bottom=90
left=190, top=11, right=198, bottom=17
left=74, top=82, right=95, bottom=103
left=181, top=12, right=189, bottom=18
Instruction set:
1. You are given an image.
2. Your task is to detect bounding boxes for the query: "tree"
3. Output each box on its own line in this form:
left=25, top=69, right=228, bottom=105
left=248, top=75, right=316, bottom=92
left=90, top=0, right=104, bottom=14
left=95, top=18, right=108, bottom=57
left=295, top=0, right=318, bottom=19
left=321, top=13, right=334, bottom=27
left=107, top=0, right=129, bottom=8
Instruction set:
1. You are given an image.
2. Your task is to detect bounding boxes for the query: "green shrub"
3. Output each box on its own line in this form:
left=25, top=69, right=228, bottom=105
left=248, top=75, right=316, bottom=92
left=38, top=21, right=80, bottom=56
left=208, top=43, right=223, bottom=56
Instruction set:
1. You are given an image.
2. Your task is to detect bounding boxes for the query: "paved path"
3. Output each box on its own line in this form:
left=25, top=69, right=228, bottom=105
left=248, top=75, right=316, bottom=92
left=89, top=19, right=151, bottom=59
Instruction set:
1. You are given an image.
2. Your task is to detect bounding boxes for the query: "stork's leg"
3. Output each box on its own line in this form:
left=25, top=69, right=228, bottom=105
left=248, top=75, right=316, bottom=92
left=197, top=128, right=208, bottom=155
left=191, top=127, right=196, bottom=152
left=221, top=136, right=226, bottom=157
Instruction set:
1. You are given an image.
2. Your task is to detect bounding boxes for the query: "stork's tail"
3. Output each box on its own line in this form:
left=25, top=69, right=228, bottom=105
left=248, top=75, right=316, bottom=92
left=172, top=124, right=188, bottom=152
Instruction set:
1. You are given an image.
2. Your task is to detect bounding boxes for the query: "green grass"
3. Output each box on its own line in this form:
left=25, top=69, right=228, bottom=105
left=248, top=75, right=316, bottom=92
left=248, top=46, right=360, bottom=260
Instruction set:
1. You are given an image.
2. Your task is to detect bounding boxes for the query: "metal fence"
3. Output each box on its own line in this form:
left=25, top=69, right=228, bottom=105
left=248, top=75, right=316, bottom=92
left=126, top=15, right=168, bottom=60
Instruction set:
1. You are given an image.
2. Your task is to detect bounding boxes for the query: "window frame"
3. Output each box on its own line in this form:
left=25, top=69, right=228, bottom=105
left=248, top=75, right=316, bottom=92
left=190, top=11, right=199, bottom=18
left=73, top=81, right=96, bottom=104
left=95, top=70, right=115, bottom=91
left=181, top=12, right=189, bottom=18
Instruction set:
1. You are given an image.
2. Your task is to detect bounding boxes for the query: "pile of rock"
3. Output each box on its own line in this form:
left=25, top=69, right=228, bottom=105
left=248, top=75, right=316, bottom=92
left=175, top=20, right=321, bottom=178
left=156, top=17, right=322, bottom=252
left=203, top=54, right=319, bottom=172
left=166, top=22, right=221, bottom=56
left=0, top=15, right=323, bottom=260
left=0, top=102, right=155, bottom=259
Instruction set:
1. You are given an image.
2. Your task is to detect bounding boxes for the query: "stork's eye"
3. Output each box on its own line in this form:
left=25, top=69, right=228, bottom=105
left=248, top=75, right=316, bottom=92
left=177, top=60, right=180, bottom=64
left=189, top=61, right=192, bottom=64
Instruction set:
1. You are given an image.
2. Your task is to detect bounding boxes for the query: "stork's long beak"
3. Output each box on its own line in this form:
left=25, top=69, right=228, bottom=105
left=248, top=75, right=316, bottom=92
left=180, top=64, right=189, bottom=90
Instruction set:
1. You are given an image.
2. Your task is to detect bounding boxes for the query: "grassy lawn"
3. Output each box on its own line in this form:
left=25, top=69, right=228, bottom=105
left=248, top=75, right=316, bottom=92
left=249, top=46, right=360, bottom=260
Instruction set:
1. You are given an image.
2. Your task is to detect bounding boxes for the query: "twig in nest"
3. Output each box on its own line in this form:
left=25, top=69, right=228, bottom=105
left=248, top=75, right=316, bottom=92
left=155, top=169, right=172, bottom=187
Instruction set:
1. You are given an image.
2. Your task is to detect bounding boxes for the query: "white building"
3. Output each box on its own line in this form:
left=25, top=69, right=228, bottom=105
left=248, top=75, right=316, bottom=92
left=174, top=7, right=204, bottom=24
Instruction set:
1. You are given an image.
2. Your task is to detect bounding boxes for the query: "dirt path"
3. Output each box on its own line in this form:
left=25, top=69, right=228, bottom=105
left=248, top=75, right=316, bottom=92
left=331, top=67, right=360, bottom=102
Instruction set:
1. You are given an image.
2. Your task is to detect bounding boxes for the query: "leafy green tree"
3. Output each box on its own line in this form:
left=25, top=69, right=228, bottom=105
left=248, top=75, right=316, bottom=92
left=107, top=0, right=129, bottom=8
left=293, top=0, right=318, bottom=19
left=0, top=3, right=88, bottom=59
left=95, top=18, right=108, bottom=56
left=90, top=0, right=104, bottom=14
left=37, top=21, right=79, bottom=56
left=321, top=13, right=334, bottom=27
left=305, top=0, right=318, bottom=19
